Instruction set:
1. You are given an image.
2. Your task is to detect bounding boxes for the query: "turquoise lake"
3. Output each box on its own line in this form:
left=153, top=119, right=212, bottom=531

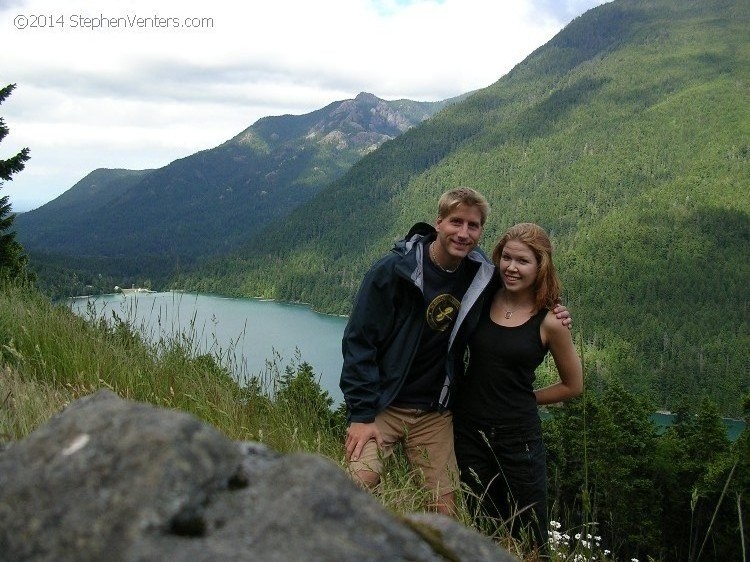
left=68, top=291, right=348, bottom=402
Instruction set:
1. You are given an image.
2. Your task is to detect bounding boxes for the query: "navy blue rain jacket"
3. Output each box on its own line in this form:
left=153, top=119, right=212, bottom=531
left=340, top=223, right=495, bottom=423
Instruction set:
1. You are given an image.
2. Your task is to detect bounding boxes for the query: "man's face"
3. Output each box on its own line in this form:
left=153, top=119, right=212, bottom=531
left=434, top=204, right=483, bottom=264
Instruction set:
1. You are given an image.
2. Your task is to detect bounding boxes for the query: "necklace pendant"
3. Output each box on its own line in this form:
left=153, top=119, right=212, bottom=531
left=505, top=311, right=513, bottom=319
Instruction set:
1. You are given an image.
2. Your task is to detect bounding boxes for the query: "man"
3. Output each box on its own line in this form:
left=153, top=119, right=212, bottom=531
left=340, top=187, right=568, bottom=514
left=339, top=186, right=492, bottom=515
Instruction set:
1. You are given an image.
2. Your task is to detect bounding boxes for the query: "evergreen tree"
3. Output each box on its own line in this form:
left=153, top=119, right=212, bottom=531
left=545, top=382, right=661, bottom=559
left=654, top=397, right=737, bottom=561
left=0, top=84, right=30, bottom=279
left=596, top=381, right=661, bottom=558
left=687, top=398, right=740, bottom=561
left=276, top=351, right=345, bottom=437
left=730, top=395, right=750, bottom=558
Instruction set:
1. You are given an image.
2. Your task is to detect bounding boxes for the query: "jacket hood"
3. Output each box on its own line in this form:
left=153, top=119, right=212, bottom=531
left=393, top=222, right=436, bottom=256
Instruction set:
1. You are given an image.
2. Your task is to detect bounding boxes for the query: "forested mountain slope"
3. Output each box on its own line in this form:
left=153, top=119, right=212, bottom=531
left=15, top=169, right=152, bottom=250
left=182, top=0, right=749, bottom=415
left=15, top=93, right=453, bottom=260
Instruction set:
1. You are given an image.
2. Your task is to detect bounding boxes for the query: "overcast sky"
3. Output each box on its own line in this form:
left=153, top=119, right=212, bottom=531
left=1, top=0, right=610, bottom=212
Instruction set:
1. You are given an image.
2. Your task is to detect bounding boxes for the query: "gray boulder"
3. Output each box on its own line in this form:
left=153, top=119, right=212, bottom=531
left=0, top=390, right=514, bottom=561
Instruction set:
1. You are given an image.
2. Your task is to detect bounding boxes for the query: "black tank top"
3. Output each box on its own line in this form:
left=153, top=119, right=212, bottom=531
left=454, top=306, right=548, bottom=427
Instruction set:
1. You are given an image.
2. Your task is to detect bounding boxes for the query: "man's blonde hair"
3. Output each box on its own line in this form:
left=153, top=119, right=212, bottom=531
left=437, top=187, right=490, bottom=225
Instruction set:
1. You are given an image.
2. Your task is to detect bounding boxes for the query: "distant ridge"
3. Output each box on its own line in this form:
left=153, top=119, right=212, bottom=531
left=15, top=92, right=456, bottom=258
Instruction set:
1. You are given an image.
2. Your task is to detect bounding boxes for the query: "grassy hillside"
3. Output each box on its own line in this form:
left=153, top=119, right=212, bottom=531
left=180, top=0, right=750, bottom=415
left=2, top=281, right=747, bottom=561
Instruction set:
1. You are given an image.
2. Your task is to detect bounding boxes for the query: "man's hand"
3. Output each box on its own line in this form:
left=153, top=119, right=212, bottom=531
left=552, top=304, right=573, bottom=330
left=345, top=422, right=383, bottom=462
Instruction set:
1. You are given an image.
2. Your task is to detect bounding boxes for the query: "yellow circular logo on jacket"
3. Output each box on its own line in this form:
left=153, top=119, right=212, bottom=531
left=426, top=294, right=460, bottom=332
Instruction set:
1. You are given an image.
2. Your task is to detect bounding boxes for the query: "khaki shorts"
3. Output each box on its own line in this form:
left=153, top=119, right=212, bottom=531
left=348, top=406, right=458, bottom=495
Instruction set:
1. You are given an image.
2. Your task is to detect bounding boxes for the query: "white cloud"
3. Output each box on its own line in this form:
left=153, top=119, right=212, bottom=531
left=0, top=0, right=610, bottom=211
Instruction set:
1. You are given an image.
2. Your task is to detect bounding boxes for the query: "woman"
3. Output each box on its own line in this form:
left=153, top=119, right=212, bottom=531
left=453, top=222, right=583, bottom=550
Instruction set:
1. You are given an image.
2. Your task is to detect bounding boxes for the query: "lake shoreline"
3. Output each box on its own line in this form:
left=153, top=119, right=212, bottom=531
left=68, top=291, right=747, bottom=439
left=68, top=291, right=348, bottom=402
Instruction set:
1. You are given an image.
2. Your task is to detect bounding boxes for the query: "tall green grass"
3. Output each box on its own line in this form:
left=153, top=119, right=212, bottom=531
left=0, top=282, right=342, bottom=458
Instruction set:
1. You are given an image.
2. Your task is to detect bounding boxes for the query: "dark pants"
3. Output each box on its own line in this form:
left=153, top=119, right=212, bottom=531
left=454, top=418, right=549, bottom=551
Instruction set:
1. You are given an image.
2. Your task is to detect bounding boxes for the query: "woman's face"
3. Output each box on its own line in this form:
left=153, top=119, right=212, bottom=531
left=498, top=239, right=538, bottom=293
